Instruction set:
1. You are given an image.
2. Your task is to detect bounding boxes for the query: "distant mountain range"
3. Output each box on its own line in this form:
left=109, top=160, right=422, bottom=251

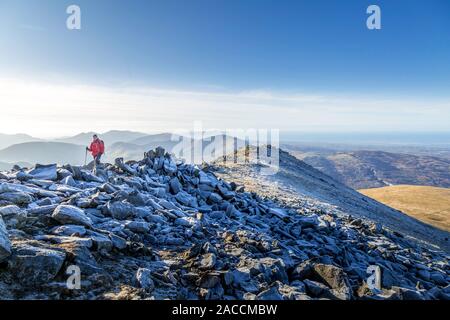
left=292, top=150, right=450, bottom=189
left=0, top=142, right=86, bottom=166
left=0, top=133, right=41, bottom=150
left=1, top=132, right=450, bottom=192
left=56, top=130, right=148, bottom=146
left=105, top=134, right=241, bottom=163
left=0, top=132, right=243, bottom=167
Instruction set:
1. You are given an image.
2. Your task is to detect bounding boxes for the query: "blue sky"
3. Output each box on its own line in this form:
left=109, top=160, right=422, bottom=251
left=0, top=0, right=449, bottom=137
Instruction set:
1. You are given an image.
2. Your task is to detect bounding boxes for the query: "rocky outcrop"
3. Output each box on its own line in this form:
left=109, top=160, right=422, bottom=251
left=0, top=148, right=448, bottom=300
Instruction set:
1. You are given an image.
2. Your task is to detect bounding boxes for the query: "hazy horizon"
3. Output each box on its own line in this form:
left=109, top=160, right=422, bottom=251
left=1, top=1, right=449, bottom=138
left=1, top=129, right=450, bottom=146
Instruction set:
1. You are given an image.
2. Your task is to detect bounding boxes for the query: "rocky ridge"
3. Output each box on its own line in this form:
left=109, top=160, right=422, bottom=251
left=0, top=147, right=449, bottom=300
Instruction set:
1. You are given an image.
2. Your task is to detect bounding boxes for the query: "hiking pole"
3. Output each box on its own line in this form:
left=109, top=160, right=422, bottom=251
left=84, top=148, right=88, bottom=166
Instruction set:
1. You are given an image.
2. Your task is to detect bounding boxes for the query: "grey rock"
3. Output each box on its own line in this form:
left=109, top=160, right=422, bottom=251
left=312, top=263, right=352, bottom=300
left=268, top=208, right=288, bottom=220
left=110, top=233, right=127, bottom=250
left=217, top=184, right=234, bottom=199
left=164, top=236, right=184, bottom=246
left=115, top=158, right=137, bottom=175
left=63, top=243, right=102, bottom=275
left=52, top=205, right=92, bottom=227
left=81, top=170, right=104, bottom=183
left=57, top=168, right=73, bottom=180
left=256, top=285, right=283, bottom=300
left=27, top=204, right=59, bottom=216
left=0, top=147, right=448, bottom=300
left=62, top=175, right=77, bottom=187
left=200, top=283, right=224, bottom=300
left=303, top=279, right=330, bottom=297
left=164, top=161, right=177, bottom=175
left=298, top=214, right=321, bottom=228
left=208, top=192, right=223, bottom=203
left=35, top=235, right=93, bottom=248
left=0, top=205, right=27, bottom=228
left=125, top=220, right=150, bottom=233
left=290, top=280, right=307, bottom=293
left=169, top=177, right=183, bottom=194
left=87, top=231, right=113, bottom=251
left=50, top=225, right=87, bottom=237
left=106, top=201, right=135, bottom=220
left=0, top=216, right=12, bottom=262
left=417, top=269, right=431, bottom=281
left=291, top=262, right=313, bottom=280
left=391, top=286, right=425, bottom=300
left=16, top=171, right=33, bottom=181
left=175, top=191, right=197, bottom=207
left=136, top=268, right=155, bottom=291
left=8, top=243, right=66, bottom=286
left=159, top=199, right=179, bottom=210
left=27, top=164, right=57, bottom=181
left=198, top=273, right=221, bottom=289
left=199, top=253, right=217, bottom=270
left=146, top=214, right=167, bottom=225
left=199, top=171, right=214, bottom=186
left=174, top=217, right=198, bottom=227
left=0, top=191, right=33, bottom=205
left=155, top=146, right=165, bottom=157
left=127, top=190, right=147, bottom=206
left=430, top=271, right=447, bottom=285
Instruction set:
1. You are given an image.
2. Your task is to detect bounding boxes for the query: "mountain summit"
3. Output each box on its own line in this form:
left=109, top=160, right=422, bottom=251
left=0, top=147, right=449, bottom=300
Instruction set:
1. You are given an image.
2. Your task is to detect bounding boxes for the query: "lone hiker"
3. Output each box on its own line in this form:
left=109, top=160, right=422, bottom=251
left=86, top=134, right=105, bottom=168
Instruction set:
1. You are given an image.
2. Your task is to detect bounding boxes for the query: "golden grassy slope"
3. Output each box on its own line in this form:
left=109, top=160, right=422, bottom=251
left=359, top=185, right=450, bottom=232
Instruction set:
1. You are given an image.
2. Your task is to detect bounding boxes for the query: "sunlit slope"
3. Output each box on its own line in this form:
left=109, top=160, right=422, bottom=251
left=360, top=185, right=450, bottom=232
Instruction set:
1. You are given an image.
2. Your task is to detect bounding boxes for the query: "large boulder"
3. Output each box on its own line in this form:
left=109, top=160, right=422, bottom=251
left=105, top=201, right=135, bottom=220
left=8, top=242, right=66, bottom=286
left=169, top=177, right=183, bottom=194
left=60, top=242, right=102, bottom=275
left=51, top=225, right=87, bottom=237
left=0, top=192, right=33, bottom=206
left=0, top=216, right=12, bottom=262
left=256, top=285, right=284, bottom=300
left=0, top=205, right=27, bottom=228
left=125, top=220, right=150, bottom=233
left=27, top=164, right=57, bottom=181
left=199, top=253, right=217, bottom=270
left=136, top=268, right=155, bottom=291
left=175, top=191, right=198, bottom=207
left=311, top=264, right=353, bottom=300
left=52, top=205, right=92, bottom=228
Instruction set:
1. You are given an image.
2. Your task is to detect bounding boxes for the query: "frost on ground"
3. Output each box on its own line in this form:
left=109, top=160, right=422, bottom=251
left=0, top=147, right=448, bottom=300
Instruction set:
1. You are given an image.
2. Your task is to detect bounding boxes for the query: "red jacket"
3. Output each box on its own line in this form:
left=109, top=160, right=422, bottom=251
left=89, top=139, right=105, bottom=157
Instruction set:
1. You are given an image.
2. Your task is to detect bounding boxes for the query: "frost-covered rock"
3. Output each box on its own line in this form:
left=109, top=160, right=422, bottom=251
left=8, top=243, right=66, bottom=285
left=0, top=216, right=11, bottom=262
left=0, top=191, right=33, bottom=205
left=105, top=201, right=134, bottom=220
left=136, top=268, right=155, bottom=291
left=27, top=164, right=57, bottom=181
left=52, top=205, right=92, bottom=227
left=0, top=205, right=27, bottom=228
left=0, top=147, right=447, bottom=301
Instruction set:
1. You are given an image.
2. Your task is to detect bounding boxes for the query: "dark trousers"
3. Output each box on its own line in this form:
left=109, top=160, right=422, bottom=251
left=94, top=153, right=102, bottom=164
left=93, top=153, right=102, bottom=171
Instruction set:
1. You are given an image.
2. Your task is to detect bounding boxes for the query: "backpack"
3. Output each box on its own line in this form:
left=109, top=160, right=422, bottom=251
left=99, top=140, right=105, bottom=154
